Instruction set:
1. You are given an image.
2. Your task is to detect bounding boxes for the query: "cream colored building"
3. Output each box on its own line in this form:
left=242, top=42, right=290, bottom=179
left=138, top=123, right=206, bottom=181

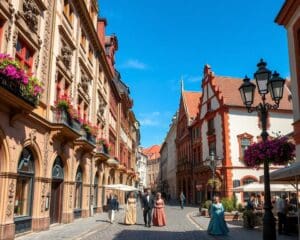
left=0, top=1, right=138, bottom=239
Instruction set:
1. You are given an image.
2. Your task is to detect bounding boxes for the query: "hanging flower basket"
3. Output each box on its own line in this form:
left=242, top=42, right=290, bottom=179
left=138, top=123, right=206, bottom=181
left=207, top=178, right=222, bottom=190
left=244, top=136, right=295, bottom=168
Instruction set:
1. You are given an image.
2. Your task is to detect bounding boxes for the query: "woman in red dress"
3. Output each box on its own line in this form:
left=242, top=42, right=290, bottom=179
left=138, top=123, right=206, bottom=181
left=152, top=192, right=166, bottom=226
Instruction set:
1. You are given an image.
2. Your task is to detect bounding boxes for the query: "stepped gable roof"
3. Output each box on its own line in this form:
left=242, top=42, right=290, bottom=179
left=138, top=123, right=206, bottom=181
left=182, top=91, right=201, bottom=120
left=213, top=76, right=292, bottom=110
left=142, top=145, right=161, bottom=160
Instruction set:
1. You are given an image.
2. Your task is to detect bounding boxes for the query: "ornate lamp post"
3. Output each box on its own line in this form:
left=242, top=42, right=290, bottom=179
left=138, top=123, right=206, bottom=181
left=239, top=59, right=285, bottom=240
left=204, top=151, right=222, bottom=199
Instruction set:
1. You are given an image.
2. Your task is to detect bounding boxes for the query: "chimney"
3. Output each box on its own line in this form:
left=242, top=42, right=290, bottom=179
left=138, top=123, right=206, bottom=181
left=97, top=18, right=107, bottom=48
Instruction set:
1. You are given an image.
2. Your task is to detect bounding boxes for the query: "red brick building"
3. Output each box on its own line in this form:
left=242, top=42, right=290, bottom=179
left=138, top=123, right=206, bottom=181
left=176, top=84, right=201, bottom=203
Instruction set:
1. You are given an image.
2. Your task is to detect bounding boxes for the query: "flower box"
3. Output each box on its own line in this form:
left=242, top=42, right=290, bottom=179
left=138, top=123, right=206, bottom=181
left=0, top=73, right=38, bottom=106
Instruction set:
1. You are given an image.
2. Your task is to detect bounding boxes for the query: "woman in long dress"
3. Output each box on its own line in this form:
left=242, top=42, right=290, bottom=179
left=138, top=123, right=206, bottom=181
left=152, top=192, right=166, bottom=226
left=207, top=196, right=229, bottom=235
left=124, top=192, right=137, bottom=225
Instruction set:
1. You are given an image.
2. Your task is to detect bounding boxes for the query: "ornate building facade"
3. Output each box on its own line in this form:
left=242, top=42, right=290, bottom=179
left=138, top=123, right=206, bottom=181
left=0, top=1, right=139, bottom=239
left=160, top=112, right=178, bottom=200
left=143, top=145, right=161, bottom=191
left=175, top=66, right=293, bottom=205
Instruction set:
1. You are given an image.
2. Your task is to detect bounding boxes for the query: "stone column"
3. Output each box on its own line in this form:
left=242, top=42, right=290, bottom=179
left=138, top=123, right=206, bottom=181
left=62, top=181, right=75, bottom=224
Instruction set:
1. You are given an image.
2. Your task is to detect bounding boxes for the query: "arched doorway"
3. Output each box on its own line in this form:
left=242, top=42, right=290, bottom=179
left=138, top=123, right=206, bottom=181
left=74, top=166, right=83, bottom=219
left=93, top=173, right=99, bottom=212
left=50, top=157, right=64, bottom=224
left=14, top=148, right=35, bottom=234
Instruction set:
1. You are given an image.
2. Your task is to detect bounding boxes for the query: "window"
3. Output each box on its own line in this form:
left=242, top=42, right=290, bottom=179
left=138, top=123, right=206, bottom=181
left=88, top=46, right=93, bottom=63
left=81, top=32, right=86, bottom=50
left=74, top=166, right=83, bottom=210
left=15, top=39, right=34, bottom=71
left=52, top=157, right=64, bottom=180
left=209, top=141, right=216, bottom=155
left=14, top=148, right=35, bottom=234
left=242, top=177, right=257, bottom=202
left=63, top=0, right=73, bottom=25
left=207, top=118, right=215, bottom=135
left=237, top=133, right=253, bottom=160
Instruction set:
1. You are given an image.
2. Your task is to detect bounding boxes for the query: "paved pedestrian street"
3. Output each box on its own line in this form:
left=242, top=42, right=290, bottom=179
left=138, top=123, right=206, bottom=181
left=17, top=204, right=297, bottom=240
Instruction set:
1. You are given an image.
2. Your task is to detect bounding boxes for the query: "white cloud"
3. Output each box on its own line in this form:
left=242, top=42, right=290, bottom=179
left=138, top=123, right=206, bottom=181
left=186, top=75, right=202, bottom=83
left=139, top=111, right=161, bottom=126
left=120, top=59, right=148, bottom=70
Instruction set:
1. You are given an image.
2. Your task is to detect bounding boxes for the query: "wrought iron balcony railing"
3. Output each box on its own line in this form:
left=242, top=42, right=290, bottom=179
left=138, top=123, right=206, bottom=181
left=53, top=109, right=81, bottom=133
left=0, top=74, right=38, bottom=106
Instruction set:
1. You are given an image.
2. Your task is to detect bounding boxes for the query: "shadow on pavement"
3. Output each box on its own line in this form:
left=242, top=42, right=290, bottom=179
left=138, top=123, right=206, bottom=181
left=112, top=229, right=212, bottom=240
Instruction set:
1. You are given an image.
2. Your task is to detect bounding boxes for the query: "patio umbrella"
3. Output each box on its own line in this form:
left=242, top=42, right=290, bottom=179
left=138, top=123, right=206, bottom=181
left=232, top=182, right=295, bottom=192
left=103, top=184, right=139, bottom=191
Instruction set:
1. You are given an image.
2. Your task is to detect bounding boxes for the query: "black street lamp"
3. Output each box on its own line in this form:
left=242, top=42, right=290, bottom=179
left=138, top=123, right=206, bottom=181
left=239, top=59, right=285, bottom=240
left=204, top=151, right=222, bottom=199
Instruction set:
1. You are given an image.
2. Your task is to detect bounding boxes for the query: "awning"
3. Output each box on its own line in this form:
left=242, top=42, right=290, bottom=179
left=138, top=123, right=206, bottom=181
left=269, top=161, right=300, bottom=182
left=103, top=184, right=139, bottom=191
left=233, top=182, right=295, bottom=192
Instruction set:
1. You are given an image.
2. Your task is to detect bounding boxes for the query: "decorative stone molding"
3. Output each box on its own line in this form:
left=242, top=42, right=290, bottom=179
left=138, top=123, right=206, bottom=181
left=81, top=74, right=90, bottom=92
left=98, top=97, right=106, bottom=116
left=6, top=181, right=15, bottom=217
left=61, top=45, right=72, bottom=69
left=12, top=30, right=18, bottom=48
left=23, top=0, right=39, bottom=32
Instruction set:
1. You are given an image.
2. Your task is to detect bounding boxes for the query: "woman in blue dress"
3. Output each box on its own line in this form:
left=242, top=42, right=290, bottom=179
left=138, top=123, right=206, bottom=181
left=207, top=196, right=229, bottom=236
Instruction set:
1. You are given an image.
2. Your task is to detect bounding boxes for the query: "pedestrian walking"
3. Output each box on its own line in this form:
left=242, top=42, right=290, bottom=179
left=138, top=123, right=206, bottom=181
left=207, top=196, right=229, bottom=236
left=141, top=189, right=155, bottom=227
left=152, top=192, right=167, bottom=227
left=107, top=194, right=119, bottom=223
left=124, top=192, right=137, bottom=225
left=179, top=192, right=185, bottom=209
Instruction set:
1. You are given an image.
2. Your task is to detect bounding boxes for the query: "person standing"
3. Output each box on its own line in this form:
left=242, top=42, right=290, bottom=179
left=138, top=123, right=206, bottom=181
left=207, top=196, right=229, bottom=236
left=152, top=192, right=166, bottom=226
left=107, top=194, right=118, bottom=223
left=276, top=195, right=288, bottom=235
left=141, top=189, right=154, bottom=227
left=179, top=192, right=185, bottom=209
left=124, top=192, right=137, bottom=225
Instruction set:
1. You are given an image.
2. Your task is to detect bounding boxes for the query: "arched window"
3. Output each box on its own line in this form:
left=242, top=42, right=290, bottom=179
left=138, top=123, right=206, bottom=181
left=93, top=173, right=98, bottom=209
left=242, top=177, right=257, bottom=202
left=14, top=148, right=35, bottom=233
left=74, top=166, right=82, bottom=218
left=52, top=157, right=64, bottom=180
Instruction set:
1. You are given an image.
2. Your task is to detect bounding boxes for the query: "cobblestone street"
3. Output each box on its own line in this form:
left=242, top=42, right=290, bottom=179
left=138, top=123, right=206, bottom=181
left=17, top=203, right=298, bottom=240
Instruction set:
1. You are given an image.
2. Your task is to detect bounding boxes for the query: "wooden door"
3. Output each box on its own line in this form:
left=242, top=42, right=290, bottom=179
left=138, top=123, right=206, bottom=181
left=50, top=181, right=63, bottom=224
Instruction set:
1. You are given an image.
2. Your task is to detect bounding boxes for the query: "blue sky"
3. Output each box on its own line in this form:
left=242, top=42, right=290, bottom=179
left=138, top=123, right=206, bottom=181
left=99, top=0, right=289, bottom=148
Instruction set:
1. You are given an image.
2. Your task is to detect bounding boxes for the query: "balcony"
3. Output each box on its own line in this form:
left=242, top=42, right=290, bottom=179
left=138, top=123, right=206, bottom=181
left=80, top=129, right=96, bottom=145
left=0, top=74, right=38, bottom=110
left=51, top=109, right=81, bottom=141
left=95, top=143, right=110, bottom=162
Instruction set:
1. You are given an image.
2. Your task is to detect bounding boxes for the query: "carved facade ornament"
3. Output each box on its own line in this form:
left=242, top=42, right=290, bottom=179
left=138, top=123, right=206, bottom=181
left=5, top=23, right=12, bottom=43
left=29, top=129, right=37, bottom=145
left=40, top=0, right=53, bottom=89
left=81, top=74, right=90, bottom=92
left=61, top=45, right=72, bottom=69
left=23, top=0, right=39, bottom=32
left=12, top=30, right=18, bottom=48
left=6, top=181, right=15, bottom=217
left=98, top=97, right=106, bottom=116
left=41, top=182, right=46, bottom=212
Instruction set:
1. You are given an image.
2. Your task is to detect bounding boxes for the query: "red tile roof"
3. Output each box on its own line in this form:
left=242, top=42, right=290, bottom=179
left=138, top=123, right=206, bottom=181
left=142, top=145, right=161, bottom=160
left=213, top=76, right=292, bottom=110
left=182, top=91, right=202, bottom=119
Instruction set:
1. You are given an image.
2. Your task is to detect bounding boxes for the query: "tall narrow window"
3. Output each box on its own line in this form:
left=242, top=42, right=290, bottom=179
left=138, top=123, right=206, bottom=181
left=14, top=148, right=35, bottom=234
left=15, top=39, right=33, bottom=71
left=74, top=166, right=82, bottom=218
left=0, top=21, right=5, bottom=49
left=207, top=118, right=215, bottom=135
left=63, top=0, right=73, bottom=25
left=237, top=133, right=253, bottom=160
